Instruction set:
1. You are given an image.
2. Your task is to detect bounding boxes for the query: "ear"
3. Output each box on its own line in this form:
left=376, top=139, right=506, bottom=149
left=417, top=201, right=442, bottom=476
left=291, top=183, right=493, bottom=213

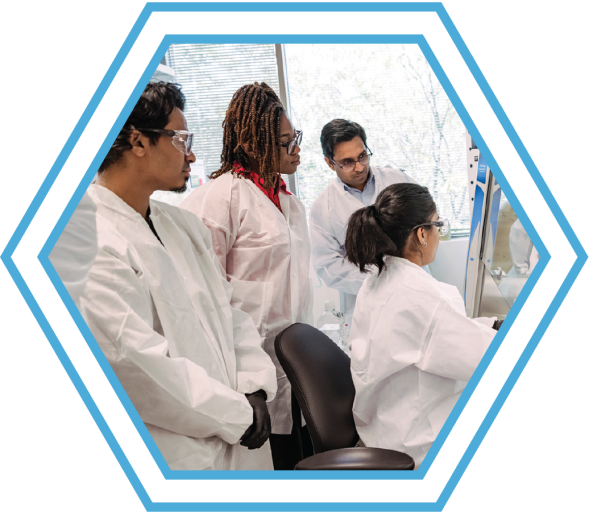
left=129, top=130, right=147, bottom=157
left=324, top=156, right=335, bottom=171
left=416, top=227, right=427, bottom=245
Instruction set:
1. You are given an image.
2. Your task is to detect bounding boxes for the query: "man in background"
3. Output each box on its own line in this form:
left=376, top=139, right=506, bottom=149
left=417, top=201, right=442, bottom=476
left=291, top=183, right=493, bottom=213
left=309, top=119, right=419, bottom=321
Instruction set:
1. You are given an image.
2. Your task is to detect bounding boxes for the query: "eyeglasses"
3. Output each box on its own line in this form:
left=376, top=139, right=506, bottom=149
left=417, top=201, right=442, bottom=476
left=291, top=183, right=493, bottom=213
left=130, top=126, right=194, bottom=156
left=280, top=130, right=303, bottom=155
left=329, top=148, right=373, bottom=172
left=412, top=218, right=451, bottom=237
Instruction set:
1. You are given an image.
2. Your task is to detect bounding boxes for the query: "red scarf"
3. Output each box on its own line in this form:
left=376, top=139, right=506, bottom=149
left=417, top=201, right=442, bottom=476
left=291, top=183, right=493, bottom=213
left=233, top=163, right=292, bottom=213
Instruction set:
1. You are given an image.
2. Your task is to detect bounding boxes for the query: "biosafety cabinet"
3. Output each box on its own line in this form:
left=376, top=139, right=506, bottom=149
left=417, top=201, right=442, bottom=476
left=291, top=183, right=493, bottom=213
left=463, top=134, right=538, bottom=320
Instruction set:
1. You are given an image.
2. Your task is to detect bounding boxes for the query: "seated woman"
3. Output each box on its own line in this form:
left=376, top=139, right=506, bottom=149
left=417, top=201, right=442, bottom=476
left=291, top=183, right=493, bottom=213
left=345, top=182, right=499, bottom=469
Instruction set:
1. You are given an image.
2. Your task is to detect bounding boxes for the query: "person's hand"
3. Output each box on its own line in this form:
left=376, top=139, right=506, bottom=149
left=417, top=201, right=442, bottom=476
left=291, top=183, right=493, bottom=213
left=240, top=392, right=271, bottom=450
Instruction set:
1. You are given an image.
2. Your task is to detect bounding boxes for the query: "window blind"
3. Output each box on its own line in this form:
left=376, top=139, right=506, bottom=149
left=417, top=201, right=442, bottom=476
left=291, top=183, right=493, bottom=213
left=283, top=44, right=470, bottom=235
left=165, top=44, right=281, bottom=179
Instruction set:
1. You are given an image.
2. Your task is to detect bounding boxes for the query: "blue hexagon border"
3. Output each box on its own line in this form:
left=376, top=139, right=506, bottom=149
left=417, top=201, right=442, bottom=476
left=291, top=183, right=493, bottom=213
left=1, top=2, right=586, bottom=511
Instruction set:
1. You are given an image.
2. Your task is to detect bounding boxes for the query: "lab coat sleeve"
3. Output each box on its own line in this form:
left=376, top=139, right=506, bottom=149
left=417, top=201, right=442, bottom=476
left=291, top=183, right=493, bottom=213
left=309, top=202, right=366, bottom=296
left=49, top=193, right=98, bottom=308
left=473, top=316, right=496, bottom=329
left=199, top=217, right=234, bottom=273
left=180, top=183, right=236, bottom=273
left=416, top=298, right=496, bottom=382
left=81, top=247, right=254, bottom=445
left=228, top=300, right=278, bottom=401
left=180, top=197, right=277, bottom=401
left=209, top=245, right=278, bottom=402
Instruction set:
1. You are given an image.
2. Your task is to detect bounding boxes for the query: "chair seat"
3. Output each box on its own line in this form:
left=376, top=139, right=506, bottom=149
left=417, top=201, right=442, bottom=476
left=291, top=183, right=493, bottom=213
left=294, top=447, right=415, bottom=471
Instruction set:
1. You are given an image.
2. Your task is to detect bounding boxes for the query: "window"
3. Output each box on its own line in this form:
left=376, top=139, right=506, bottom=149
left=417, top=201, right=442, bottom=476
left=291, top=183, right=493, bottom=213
left=160, top=44, right=469, bottom=235
left=284, top=44, right=469, bottom=235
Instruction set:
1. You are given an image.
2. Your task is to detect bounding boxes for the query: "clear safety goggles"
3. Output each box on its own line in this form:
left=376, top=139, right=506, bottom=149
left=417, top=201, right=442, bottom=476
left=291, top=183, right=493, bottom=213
left=330, top=148, right=373, bottom=173
left=280, top=129, right=303, bottom=155
left=412, top=218, right=450, bottom=237
left=131, top=126, right=194, bottom=156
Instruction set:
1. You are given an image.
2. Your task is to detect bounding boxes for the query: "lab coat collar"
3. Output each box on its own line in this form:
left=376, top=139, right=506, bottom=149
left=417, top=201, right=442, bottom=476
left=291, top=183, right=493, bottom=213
left=88, top=184, right=145, bottom=222
left=385, top=255, right=425, bottom=272
left=233, top=163, right=291, bottom=213
left=89, top=183, right=168, bottom=230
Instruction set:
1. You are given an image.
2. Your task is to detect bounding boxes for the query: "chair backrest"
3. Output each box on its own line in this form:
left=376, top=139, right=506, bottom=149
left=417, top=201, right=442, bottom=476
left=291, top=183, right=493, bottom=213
left=275, top=323, right=359, bottom=454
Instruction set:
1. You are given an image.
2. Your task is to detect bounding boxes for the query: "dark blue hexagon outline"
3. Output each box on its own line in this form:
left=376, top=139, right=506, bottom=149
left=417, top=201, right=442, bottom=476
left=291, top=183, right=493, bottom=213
left=1, top=3, right=586, bottom=512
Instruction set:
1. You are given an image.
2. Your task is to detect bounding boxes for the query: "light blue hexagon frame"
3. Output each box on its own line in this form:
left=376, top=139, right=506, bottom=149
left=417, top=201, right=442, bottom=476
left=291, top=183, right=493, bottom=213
left=1, top=2, right=586, bottom=511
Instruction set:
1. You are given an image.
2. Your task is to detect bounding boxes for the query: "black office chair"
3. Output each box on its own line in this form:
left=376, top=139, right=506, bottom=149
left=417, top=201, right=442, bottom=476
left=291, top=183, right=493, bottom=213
left=275, top=323, right=414, bottom=470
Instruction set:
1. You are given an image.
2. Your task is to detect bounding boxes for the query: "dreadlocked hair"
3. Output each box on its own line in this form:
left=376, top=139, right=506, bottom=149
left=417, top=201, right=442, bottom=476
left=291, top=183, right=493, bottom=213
left=210, top=82, right=284, bottom=190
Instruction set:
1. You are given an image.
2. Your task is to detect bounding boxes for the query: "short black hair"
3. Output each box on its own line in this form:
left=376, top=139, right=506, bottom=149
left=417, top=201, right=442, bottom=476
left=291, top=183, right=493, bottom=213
left=320, top=119, right=367, bottom=159
left=99, top=81, right=186, bottom=172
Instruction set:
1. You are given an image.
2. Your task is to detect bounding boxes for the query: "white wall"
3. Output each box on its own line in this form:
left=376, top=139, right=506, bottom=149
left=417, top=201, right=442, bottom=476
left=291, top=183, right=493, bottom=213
left=429, top=237, right=470, bottom=297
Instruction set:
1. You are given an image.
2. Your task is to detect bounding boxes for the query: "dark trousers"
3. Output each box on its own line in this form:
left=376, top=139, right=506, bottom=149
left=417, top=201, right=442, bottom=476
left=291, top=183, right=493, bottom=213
left=269, top=424, right=313, bottom=470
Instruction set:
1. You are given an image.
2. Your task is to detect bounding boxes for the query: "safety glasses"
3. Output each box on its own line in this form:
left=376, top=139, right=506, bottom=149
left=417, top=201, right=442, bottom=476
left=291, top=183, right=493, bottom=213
left=412, top=218, right=450, bottom=237
left=131, top=126, right=194, bottom=156
left=330, top=148, right=373, bottom=172
left=280, top=130, right=303, bottom=155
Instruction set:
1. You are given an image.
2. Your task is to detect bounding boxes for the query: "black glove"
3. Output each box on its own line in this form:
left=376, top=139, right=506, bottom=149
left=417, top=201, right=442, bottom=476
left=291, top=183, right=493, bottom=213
left=240, top=391, right=271, bottom=450
left=492, top=319, right=503, bottom=331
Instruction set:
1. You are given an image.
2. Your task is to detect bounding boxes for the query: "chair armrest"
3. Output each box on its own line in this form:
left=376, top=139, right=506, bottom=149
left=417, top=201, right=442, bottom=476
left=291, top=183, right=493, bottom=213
left=294, top=447, right=415, bottom=470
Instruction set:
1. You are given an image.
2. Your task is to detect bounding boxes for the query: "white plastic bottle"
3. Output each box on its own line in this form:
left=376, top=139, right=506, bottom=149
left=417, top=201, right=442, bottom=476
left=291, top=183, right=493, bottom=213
left=317, top=301, right=345, bottom=348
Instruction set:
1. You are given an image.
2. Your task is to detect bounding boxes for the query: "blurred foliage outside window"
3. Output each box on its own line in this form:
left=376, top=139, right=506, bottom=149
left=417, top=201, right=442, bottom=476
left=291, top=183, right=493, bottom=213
left=165, top=44, right=469, bottom=234
left=285, top=44, right=469, bottom=235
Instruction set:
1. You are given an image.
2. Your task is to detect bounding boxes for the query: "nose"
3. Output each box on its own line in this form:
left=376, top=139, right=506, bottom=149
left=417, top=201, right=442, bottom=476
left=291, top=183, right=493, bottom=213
left=292, top=143, right=301, bottom=156
left=354, top=161, right=363, bottom=171
left=186, top=150, right=196, bottom=163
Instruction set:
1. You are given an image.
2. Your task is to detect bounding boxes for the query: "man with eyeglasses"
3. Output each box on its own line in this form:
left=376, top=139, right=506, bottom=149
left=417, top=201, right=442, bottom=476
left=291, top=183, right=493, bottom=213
left=309, top=119, right=421, bottom=321
left=66, top=82, right=277, bottom=470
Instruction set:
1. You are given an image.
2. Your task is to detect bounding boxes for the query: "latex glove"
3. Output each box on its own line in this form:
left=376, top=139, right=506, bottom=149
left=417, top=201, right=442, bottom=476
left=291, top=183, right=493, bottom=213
left=240, top=392, right=271, bottom=450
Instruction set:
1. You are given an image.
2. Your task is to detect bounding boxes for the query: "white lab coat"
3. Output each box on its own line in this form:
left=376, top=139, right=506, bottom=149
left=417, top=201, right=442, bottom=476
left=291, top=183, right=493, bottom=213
left=309, top=166, right=417, bottom=319
left=49, top=193, right=98, bottom=308
left=78, top=184, right=277, bottom=470
left=350, top=256, right=495, bottom=468
left=181, top=173, right=313, bottom=435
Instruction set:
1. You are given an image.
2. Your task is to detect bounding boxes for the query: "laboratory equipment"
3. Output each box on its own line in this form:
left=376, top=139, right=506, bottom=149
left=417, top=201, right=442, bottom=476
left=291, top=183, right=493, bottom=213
left=317, top=300, right=347, bottom=351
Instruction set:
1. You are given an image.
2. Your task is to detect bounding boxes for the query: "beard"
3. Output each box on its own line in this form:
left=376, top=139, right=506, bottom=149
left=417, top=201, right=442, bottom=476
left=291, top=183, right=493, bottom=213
left=170, top=177, right=189, bottom=194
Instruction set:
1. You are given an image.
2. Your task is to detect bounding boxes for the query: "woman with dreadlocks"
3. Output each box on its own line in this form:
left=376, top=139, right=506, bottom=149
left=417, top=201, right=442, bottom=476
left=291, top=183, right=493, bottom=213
left=181, top=82, right=312, bottom=470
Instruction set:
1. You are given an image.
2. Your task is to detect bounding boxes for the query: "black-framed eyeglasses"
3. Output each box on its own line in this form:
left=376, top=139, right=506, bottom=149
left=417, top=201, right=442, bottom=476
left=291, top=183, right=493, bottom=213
left=412, top=219, right=451, bottom=237
left=130, top=126, right=194, bottom=156
left=280, top=130, right=303, bottom=155
left=329, top=148, right=373, bottom=172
